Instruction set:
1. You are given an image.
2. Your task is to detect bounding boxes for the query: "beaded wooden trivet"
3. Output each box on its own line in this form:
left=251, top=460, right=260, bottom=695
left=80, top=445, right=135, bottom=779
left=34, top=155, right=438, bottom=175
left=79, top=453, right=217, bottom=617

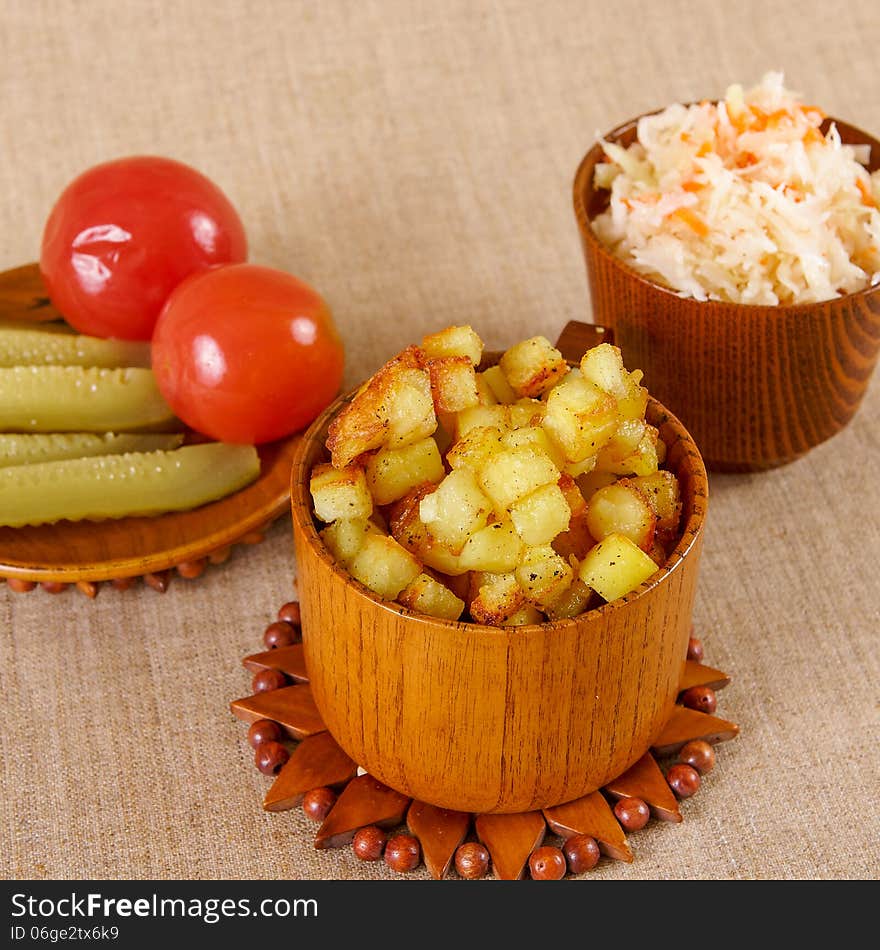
left=232, top=602, right=740, bottom=880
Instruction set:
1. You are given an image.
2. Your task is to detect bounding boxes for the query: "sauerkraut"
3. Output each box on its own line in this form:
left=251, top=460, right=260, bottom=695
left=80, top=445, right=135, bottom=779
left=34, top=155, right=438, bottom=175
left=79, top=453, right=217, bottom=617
left=591, top=72, right=880, bottom=305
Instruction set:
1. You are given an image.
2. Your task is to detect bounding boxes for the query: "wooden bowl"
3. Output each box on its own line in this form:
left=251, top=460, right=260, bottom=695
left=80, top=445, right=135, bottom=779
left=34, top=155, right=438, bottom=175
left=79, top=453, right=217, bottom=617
left=573, top=115, right=880, bottom=472
left=290, top=365, right=708, bottom=814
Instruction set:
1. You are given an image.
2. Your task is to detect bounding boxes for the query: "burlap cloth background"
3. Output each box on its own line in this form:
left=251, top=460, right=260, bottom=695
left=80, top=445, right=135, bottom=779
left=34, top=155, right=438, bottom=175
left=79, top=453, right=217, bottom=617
left=1, top=0, right=877, bottom=881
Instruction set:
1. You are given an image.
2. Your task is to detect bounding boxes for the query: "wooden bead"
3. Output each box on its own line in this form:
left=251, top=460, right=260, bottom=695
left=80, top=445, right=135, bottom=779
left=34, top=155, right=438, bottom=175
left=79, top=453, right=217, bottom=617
left=563, top=834, right=600, bottom=874
left=247, top=719, right=283, bottom=749
left=40, top=581, right=67, bottom=594
left=384, top=834, right=421, bottom=872
left=687, top=636, right=704, bottom=662
left=454, top=842, right=490, bottom=879
left=143, top=571, right=171, bottom=593
left=263, top=620, right=299, bottom=650
left=176, top=559, right=206, bottom=579
left=251, top=669, right=288, bottom=694
left=529, top=846, right=567, bottom=880
left=352, top=825, right=387, bottom=861
left=208, top=547, right=231, bottom=565
left=255, top=740, right=289, bottom=776
left=277, top=601, right=302, bottom=627
left=613, top=796, right=650, bottom=831
left=679, top=739, right=715, bottom=775
left=667, top=763, right=701, bottom=798
left=76, top=580, right=99, bottom=598
left=302, top=786, right=336, bottom=822
left=110, top=577, right=136, bottom=591
left=6, top=578, right=37, bottom=593
left=681, top=685, right=717, bottom=714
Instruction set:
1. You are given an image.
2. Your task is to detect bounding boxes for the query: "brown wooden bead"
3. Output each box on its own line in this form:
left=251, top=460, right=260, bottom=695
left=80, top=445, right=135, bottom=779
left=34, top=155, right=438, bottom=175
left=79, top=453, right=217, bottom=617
left=681, top=684, right=717, bottom=714
left=247, top=719, right=283, bottom=749
left=679, top=739, right=716, bottom=775
left=76, top=580, right=99, bottom=598
left=667, top=763, right=701, bottom=798
left=110, top=577, right=136, bottom=591
left=255, top=740, right=289, bottom=776
left=143, top=571, right=171, bottom=593
left=687, top=636, right=704, bottom=662
left=208, top=547, right=231, bottom=565
left=384, top=833, right=421, bottom=873
left=251, top=669, right=288, bottom=694
left=302, top=786, right=336, bottom=822
left=352, top=825, right=387, bottom=861
left=6, top=578, right=37, bottom=593
left=40, top=581, right=67, bottom=594
left=277, top=601, right=302, bottom=627
left=263, top=620, right=299, bottom=650
left=563, top=834, right=600, bottom=874
left=454, top=842, right=490, bottom=880
left=176, top=559, right=206, bottom=579
left=529, top=846, right=567, bottom=880
left=613, top=796, right=650, bottom=831
left=240, top=530, right=265, bottom=545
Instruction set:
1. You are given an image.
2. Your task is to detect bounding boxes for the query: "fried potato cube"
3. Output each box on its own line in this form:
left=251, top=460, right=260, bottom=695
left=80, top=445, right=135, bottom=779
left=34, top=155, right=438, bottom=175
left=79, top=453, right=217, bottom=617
left=348, top=533, right=422, bottom=601
left=419, top=469, right=492, bottom=554
left=575, top=468, right=618, bottom=501
left=365, top=437, right=444, bottom=505
left=385, top=367, right=438, bottom=449
left=475, top=372, right=499, bottom=406
left=478, top=446, right=559, bottom=513
left=627, top=471, right=682, bottom=534
left=542, top=373, right=619, bottom=463
left=501, top=425, right=565, bottom=468
left=453, top=403, right=511, bottom=440
left=320, top=517, right=381, bottom=565
left=499, top=336, right=568, bottom=398
left=509, top=397, right=546, bottom=428
left=422, top=325, right=484, bottom=366
left=398, top=572, right=465, bottom=620
left=545, top=578, right=595, bottom=620
left=578, top=533, right=659, bottom=602
left=446, top=425, right=506, bottom=472
left=580, top=343, right=648, bottom=422
left=557, top=473, right=586, bottom=517
left=426, top=356, right=480, bottom=414
left=388, top=484, right=466, bottom=576
left=468, top=571, right=525, bottom=625
left=509, top=482, right=571, bottom=546
left=310, top=462, right=373, bottom=522
left=501, top=605, right=545, bottom=626
left=585, top=482, right=656, bottom=551
left=458, top=519, right=525, bottom=572
left=326, top=346, right=424, bottom=468
left=515, top=545, right=574, bottom=608
left=551, top=511, right=596, bottom=561
left=595, top=420, right=659, bottom=477
left=480, top=365, right=517, bottom=404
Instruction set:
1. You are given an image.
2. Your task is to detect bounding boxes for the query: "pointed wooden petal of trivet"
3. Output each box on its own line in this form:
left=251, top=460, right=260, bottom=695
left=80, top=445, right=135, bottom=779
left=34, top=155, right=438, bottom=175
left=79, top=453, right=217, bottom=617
left=230, top=684, right=326, bottom=739
left=543, top=791, right=633, bottom=862
left=264, top=732, right=359, bottom=813
left=243, top=644, right=309, bottom=682
left=603, top=753, right=681, bottom=823
left=407, top=801, right=471, bottom=880
left=475, top=811, right=546, bottom=880
left=651, top=706, right=740, bottom=757
left=315, top=774, right=411, bottom=849
left=679, top=660, right=730, bottom=692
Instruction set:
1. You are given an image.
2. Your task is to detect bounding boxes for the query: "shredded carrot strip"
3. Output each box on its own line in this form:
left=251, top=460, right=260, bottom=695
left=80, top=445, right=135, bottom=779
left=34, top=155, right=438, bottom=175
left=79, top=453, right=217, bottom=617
left=803, top=127, right=825, bottom=145
left=670, top=207, right=709, bottom=237
left=696, top=141, right=712, bottom=157
left=856, top=178, right=877, bottom=208
left=681, top=180, right=704, bottom=193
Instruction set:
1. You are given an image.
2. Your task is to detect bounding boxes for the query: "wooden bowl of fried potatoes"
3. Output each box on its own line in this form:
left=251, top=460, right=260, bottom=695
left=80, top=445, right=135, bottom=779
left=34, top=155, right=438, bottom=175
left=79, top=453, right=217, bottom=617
left=290, top=321, right=708, bottom=814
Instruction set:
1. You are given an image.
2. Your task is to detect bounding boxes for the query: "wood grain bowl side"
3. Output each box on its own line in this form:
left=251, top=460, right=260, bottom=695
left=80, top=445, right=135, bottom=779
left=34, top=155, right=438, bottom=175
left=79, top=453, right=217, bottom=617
left=290, top=385, right=708, bottom=814
left=573, top=115, right=880, bottom=472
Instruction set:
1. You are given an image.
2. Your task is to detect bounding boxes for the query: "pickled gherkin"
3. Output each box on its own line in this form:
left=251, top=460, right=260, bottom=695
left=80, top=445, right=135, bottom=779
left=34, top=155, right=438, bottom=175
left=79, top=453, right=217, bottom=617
left=0, top=319, right=151, bottom=368
left=0, top=443, right=260, bottom=527
left=0, top=432, right=184, bottom=468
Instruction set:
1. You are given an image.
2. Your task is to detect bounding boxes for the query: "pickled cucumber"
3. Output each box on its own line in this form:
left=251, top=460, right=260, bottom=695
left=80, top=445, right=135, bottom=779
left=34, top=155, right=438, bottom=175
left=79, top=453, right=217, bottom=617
left=0, top=319, right=151, bottom=368
left=0, top=432, right=184, bottom=468
left=0, top=366, right=177, bottom=432
left=0, top=443, right=260, bottom=527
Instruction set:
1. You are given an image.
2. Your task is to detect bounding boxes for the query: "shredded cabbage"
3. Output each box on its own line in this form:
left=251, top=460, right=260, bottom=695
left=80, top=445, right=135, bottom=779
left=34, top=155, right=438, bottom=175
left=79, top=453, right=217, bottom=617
left=592, top=72, right=880, bottom=305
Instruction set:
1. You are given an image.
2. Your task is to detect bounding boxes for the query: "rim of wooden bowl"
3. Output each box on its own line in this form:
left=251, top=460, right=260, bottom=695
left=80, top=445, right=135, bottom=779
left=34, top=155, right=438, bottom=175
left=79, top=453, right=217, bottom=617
left=290, top=386, right=709, bottom=636
left=573, top=112, right=880, bottom=314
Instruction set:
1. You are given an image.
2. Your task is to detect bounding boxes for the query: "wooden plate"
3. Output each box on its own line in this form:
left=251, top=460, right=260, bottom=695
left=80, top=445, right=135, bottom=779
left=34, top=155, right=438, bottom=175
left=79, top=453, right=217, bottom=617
left=0, top=263, right=300, bottom=583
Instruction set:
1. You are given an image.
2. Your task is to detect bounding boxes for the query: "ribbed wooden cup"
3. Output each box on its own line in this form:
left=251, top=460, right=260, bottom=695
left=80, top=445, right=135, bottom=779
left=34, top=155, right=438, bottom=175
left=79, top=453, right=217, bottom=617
left=573, top=116, right=880, bottom=472
left=290, top=356, right=708, bottom=814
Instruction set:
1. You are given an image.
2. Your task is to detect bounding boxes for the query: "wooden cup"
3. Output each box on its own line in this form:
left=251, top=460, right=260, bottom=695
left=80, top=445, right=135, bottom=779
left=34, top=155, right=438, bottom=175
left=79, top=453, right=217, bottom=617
left=573, top=115, right=880, bottom=472
left=290, top=338, right=709, bottom=814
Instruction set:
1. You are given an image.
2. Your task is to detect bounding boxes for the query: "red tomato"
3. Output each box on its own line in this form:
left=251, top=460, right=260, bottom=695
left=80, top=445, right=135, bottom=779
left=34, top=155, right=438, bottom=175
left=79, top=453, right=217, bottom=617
left=151, top=264, right=345, bottom=444
left=40, top=156, right=247, bottom=340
